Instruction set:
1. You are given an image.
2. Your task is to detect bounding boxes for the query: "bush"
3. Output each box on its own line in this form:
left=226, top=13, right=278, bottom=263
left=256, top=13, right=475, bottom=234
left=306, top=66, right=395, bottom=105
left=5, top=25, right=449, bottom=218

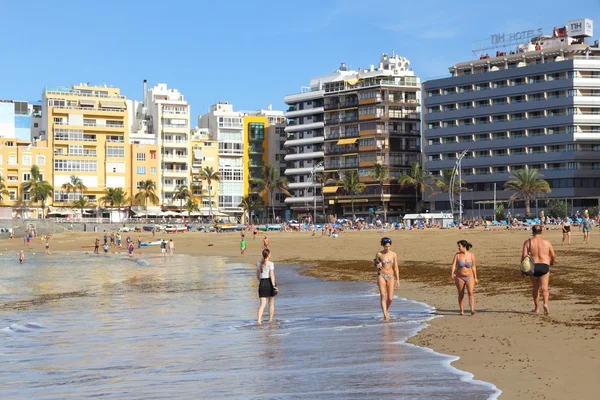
left=546, top=199, right=567, bottom=218
left=495, top=204, right=505, bottom=221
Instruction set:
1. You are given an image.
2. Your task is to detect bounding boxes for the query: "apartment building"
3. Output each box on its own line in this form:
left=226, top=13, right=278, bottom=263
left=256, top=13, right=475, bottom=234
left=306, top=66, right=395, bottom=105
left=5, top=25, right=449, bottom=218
left=129, top=143, right=159, bottom=200
left=423, top=18, right=600, bottom=217
left=285, top=52, right=421, bottom=220
left=0, top=137, right=52, bottom=218
left=190, top=127, right=219, bottom=210
left=199, top=102, right=246, bottom=219
left=244, top=115, right=269, bottom=207
left=143, top=83, right=191, bottom=207
left=41, top=84, right=130, bottom=206
left=0, top=99, right=42, bottom=141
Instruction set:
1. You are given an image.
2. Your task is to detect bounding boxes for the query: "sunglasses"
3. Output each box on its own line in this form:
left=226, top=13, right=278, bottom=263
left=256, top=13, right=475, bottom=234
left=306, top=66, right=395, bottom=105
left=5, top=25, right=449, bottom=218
left=382, top=238, right=392, bottom=245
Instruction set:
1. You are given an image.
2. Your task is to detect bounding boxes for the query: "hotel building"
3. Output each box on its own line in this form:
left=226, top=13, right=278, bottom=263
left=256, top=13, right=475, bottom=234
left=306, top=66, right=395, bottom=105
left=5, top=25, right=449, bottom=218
left=41, top=84, right=130, bottom=206
left=190, top=127, right=219, bottom=209
left=423, top=19, right=600, bottom=218
left=284, top=52, right=421, bottom=219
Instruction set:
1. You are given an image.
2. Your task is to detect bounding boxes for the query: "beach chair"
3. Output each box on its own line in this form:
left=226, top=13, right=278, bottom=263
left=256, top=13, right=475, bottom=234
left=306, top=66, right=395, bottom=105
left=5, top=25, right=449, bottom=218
left=501, top=220, right=508, bottom=226
left=577, top=218, right=583, bottom=224
left=492, top=220, right=499, bottom=226
left=526, top=219, right=533, bottom=225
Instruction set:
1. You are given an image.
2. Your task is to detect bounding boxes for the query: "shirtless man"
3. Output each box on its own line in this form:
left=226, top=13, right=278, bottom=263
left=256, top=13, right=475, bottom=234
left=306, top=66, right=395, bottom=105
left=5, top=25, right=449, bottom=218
left=522, top=225, right=556, bottom=315
left=262, top=235, right=269, bottom=250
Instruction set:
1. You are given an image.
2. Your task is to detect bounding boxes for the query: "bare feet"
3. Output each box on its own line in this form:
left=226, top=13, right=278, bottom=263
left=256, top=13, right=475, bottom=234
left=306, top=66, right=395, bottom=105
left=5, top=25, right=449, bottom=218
left=257, top=321, right=262, bottom=325
left=543, top=305, right=549, bottom=315
left=532, top=308, right=540, bottom=313
left=459, top=311, right=464, bottom=316
left=471, top=310, right=476, bottom=315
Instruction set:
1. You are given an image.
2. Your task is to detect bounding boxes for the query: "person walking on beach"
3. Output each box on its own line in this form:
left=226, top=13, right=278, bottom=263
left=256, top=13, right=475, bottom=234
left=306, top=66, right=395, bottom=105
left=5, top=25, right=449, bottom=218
left=581, top=212, right=592, bottom=245
left=561, top=217, right=571, bottom=245
left=19, top=250, right=24, bottom=264
left=262, top=235, right=269, bottom=250
left=160, top=240, right=167, bottom=257
left=128, top=241, right=134, bottom=257
left=240, top=237, right=246, bottom=255
left=168, top=239, right=175, bottom=255
left=104, top=233, right=108, bottom=246
left=256, top=249, right=277, bottom=325
left=152, top=227, right=156, bottom=238
left=374, top=237, right=400, bottom=321
left=522, top=225, right=556, bottom=315
left=94, top=238, right=100, bottom=254
left=45, top=239, right=50, bottom=255
left=450, top=240, right=478, bottom=316
left=103, top=242, right=109, bottom=255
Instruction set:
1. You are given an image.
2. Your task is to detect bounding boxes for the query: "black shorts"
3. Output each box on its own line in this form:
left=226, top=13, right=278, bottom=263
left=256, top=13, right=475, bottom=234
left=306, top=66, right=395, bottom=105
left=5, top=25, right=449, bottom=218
left=563, top=226, right=571, bottom=233
left=258, top=278, right=274, bottom=298
left=533, top=263, right=550, bottom=277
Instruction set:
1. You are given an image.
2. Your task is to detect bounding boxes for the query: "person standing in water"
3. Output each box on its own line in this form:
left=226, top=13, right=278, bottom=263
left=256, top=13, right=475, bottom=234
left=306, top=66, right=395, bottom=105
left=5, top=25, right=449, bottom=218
left=522, top=225, right=556, bottom=315
left=169, top=239, right=175, bottom=255
left=256, top=249, right=277, bottom=325
left=450, top=240, right=478, bottom=315
left=374, top=237, right=400, bottom=321
left=19, top=250, right=25, bottom=264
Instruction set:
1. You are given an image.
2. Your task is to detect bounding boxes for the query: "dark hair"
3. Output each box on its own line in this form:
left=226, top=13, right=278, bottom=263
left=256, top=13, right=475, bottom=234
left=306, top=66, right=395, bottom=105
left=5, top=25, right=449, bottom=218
left=260, top=249, right=271, bottom=272
left=381, top=237, right=392, bottom=246
left=532, top=225, right=543, bottom=235
left=457, top=240, right=472, bottom=250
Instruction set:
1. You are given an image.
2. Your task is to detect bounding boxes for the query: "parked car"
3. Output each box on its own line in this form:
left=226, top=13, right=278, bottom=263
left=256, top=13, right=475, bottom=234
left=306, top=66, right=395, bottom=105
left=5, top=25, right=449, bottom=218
left=119, top=226, right=133, bottom=232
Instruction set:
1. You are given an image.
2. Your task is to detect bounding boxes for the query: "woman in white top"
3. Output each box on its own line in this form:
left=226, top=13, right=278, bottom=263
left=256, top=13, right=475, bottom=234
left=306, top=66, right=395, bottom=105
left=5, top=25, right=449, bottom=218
left=256, top=249, right=277, bottom=325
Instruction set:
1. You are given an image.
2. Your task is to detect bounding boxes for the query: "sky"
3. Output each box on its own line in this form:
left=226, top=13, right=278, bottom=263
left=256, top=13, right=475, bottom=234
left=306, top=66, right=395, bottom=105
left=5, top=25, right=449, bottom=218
left=1, top=0, right=599, bottom=121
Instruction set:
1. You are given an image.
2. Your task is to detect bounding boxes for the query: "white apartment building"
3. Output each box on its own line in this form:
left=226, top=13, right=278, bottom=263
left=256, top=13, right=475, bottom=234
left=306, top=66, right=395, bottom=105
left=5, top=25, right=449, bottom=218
left=143, top=83, right=191, bottom=205
left=199, top=102, right=245, bottom=217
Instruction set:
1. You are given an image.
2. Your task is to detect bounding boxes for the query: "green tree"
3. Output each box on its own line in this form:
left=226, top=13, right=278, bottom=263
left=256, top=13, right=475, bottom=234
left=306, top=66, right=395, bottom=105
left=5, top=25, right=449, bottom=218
left=0, top=176, right=8, bottom=203
left=314, top=172, right=336, bottom=223
left=199, top=166, right=221, bottom=223
left=432, top=169, right=466, bottom=195
left=369, top=163, right=390, bottom=222
left=172, top=185, right=191, bottom=212
left=399, top=161, right=432, bottom=213
left=134, top=180, right=159, bottom=209
left=495, top=204, right=505, bottom=221
left=546, top=199, right=568, bottom=219
left=337, top=170, right=366, bottom=216
left=185, top=197, right=199, bottom=219
left=72, top=197, right=90, bottom=217
left=20, top=165, right=53, bottom=218
left=251, top=163, right=291, bottom=224
left=100, top=188, right=131, bottom=222
left=239, top=195, right=263, bottom=224
left=504, top=166, right=550, bottom=217
left=61, top=175, right=87, bottom=202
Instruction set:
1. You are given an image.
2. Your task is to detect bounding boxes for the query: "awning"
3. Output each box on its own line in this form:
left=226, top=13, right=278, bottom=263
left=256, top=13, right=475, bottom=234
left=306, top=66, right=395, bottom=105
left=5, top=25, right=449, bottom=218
left=337, top=138, right=358, bottom=145
left=322, top=186, right=339, bottom=194
left=100, top=101, right=126, bottom=109
left=79, top=100, right=96, bottom=107
left=345, top=78, right=359, bottom=85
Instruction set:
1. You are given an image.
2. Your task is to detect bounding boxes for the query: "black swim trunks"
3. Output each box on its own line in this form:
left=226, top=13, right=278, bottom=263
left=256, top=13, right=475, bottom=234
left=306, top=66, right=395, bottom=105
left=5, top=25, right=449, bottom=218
left=533, top=263, right=550, bottom=277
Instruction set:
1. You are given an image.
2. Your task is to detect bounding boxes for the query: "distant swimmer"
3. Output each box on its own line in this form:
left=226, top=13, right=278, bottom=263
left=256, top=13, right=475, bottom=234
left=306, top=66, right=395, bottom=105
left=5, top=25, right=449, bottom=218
left=450, top=240, right=478, bottom=316
left=374, top=237, right=400, bottom=321
left=522, top=225, right=556, bottom=315
left=19, top=250, right=24, bottom=264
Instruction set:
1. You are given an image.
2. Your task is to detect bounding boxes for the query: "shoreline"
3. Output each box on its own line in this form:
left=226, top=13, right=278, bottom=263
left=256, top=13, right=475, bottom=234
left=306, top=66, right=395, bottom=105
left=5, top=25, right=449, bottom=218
left=2, top=228, right=599, bottom=399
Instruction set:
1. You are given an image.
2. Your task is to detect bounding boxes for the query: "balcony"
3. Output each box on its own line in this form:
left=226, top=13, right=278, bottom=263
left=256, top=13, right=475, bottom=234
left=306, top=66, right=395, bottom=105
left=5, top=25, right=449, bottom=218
left=163, top=124, right=189, bottom=131
left=325, top=116, right=359, bottom=125
left=284, top=136, right=324, bottom=147
left=162, top=168, right=189, bottom=175
left=284, top=196, right=324, bottom=204
left=163, top=140, right=189, bottom=146
left=284, top=107, right=325, bottom=118
left=284, top=151, right=325, bottom=161
left=55, top=136, right=97, bottom=142
left=285, top=166, right=325, bottom=175
left=324, top=100, right=359, bottom=110
left=288, top=181, right=322, bottom=190
left=163, top=153, right=188, bottom=161
left=284, top=121, right=325, bottom=133
left=51, top=105, right=126, bottom=113
left=106, top=137, right=125, bottom=143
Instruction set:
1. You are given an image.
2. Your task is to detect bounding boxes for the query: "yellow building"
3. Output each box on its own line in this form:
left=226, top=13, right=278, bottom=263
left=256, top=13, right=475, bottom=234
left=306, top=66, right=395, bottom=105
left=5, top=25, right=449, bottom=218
left=42, top=84, right=130, bottom=206
left=190, top=128, right=219, bottom=210
left=130, top=143, right=159, bottom=201
left=243, top=115, right=269, bottom=204
left=0, top=138, right=53, bottom=218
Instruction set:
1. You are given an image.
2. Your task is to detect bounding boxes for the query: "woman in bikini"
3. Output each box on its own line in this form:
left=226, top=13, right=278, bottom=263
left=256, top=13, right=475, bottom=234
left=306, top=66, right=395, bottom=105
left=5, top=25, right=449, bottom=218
left=561, top=217, right=571, bottom=245
left=374, top=237, right=400, bottom=321
left=450, top=240, right=478, bottom=315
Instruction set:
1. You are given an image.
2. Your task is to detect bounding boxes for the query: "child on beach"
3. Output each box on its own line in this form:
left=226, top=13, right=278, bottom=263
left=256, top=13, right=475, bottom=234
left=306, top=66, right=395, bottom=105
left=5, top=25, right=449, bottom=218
left=103, top=243, right=109, bottom=255
left=240, top=238, right=246, bottom=255
left=19, top=250, right=24, bottom=264
left=128, top=241, right=134, bottom=257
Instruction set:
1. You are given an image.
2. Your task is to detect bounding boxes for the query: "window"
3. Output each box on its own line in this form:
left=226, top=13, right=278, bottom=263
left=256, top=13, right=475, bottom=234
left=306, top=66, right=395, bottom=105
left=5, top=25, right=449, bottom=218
left=137, top=152, right=146, bottom=161
left=34, top=123, right=39, bottom=128
left=9, top=191, right=17, bottom=201
left=36, top=156, right=45, bottom=165
left=106, top=146, right=125, bottom=158
left=249, top=123, right=265, bottom=140
left=150, top=167, right=157, bottom=174
left=175, top=179, right=185, bottom=186
left=8, top=155, right=16, bottom=165
left=23, top=173, right=31, bottom=181
left=22, top=155, right=32, bottom=165
left=137, top=167, right=146, bottom=175
left=54, top=160, right=97, bottom=172
left=22, top=192, right=30, bottom=201
left=150, top=151, right=157, bottom=160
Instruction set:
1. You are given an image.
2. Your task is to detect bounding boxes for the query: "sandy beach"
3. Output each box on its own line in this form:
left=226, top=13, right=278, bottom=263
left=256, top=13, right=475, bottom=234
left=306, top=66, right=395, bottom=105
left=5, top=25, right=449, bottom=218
left=3, top=227, right=599, bottom=399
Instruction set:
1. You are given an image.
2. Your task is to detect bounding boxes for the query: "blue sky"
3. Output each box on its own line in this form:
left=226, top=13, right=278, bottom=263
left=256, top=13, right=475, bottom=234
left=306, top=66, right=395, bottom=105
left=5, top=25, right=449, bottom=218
left=1, top=0, right=599, bottom=119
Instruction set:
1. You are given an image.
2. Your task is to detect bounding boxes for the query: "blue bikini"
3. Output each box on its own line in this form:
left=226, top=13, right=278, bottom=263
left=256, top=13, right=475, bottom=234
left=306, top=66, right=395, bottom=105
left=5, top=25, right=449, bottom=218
left=456, top=260, right=473, bottom=282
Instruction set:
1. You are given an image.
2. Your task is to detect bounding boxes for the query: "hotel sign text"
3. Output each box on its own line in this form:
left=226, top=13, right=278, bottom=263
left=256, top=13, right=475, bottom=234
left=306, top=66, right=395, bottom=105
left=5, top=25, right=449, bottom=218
left=490, top=28, right=543, bottom=47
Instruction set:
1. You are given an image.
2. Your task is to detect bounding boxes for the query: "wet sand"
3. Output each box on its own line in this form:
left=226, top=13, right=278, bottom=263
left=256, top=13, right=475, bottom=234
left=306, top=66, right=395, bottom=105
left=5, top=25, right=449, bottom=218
left=3, top=227, right=599, bottom=399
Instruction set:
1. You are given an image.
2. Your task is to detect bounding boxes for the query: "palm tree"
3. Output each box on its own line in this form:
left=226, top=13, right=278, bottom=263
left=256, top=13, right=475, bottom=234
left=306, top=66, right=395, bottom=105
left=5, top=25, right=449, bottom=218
left=0, top=176, right=8, bottom=203
left=20, top=165, right=53, bottom=218
left=72, top=197, right=90, bottom=218
left=369, top=163, right=390, bottom=222
left=173, top=185, right=191, bottom=212
left=100, top=188, right=131, bottom=222
left=314, top=172, right=336, bottom=223
left=185, top=197, right=199, bottom=219
left=432, top=169, right=467, bottom=195
left=251, top=163, right=291, bottom=224
left=199, top=166, right=221, bottom=223
left=399, top=161, right=432, bottom=213
left=337, top=170, right=366, bottom=217
left=239, top=195, right=263, bottom=225
left=504, top=166, right=551, bottom=217
left=134, top=180, right=159, bottom=210
left=61, top=175, right=87, bottom=202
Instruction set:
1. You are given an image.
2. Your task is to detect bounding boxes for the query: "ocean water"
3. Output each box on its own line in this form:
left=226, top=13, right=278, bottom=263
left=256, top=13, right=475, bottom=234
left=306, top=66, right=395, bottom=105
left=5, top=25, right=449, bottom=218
left=0, top=252, right=500, bottom=399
